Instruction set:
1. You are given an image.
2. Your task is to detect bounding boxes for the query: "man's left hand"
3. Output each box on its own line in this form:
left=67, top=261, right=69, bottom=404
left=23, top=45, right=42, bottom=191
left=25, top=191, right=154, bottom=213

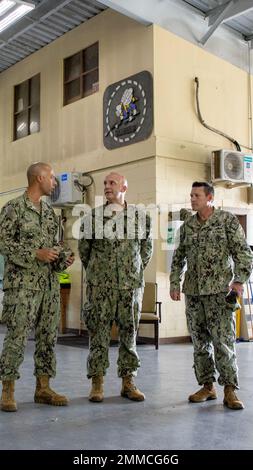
left=66, top=255, right=75, bottom=267
left=229, top=282, right=244, bottom=297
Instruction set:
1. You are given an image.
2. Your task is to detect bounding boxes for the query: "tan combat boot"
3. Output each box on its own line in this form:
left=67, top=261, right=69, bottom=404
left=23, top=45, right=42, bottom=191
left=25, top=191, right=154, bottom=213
left=1, top=380, right=17, bottom=412
left=34, top=375, right=68, bottom=406
left=89, top=375, right=104, bottom=402
left=224, top=385, right=244, bottom=410
left=121, top=376, right=145, bottom=401
left=188, top=383, right=217, bottom=403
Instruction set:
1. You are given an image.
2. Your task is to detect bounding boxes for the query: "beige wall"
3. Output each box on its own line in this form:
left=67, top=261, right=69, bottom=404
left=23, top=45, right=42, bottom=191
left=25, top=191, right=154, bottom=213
left=64, top=158, right=156, bottom=330
left=0, top=9, right=155, bottom=193
left=154, top=25, right=251, bottom=162
left=0, top=9, right=156, bottom=331
left=0, top=13, right=252, bottom=338
left=153, top=25, right=253, bottom=339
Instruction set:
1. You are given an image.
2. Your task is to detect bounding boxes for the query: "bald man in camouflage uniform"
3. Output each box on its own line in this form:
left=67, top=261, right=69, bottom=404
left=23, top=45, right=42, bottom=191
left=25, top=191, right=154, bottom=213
left=79, top=172, right=153, bottom=402
left=170, top=181, right=253, bottom=410
left=0, top=163, right=74, bottom=412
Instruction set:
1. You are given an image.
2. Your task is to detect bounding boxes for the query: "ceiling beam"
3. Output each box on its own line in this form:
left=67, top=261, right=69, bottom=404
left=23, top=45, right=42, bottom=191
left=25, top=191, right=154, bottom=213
left=245, top=34, right=253, bottom=43
left=200, top=0, right=234, bottom=45
left=208, top=0, right=253, bottom=27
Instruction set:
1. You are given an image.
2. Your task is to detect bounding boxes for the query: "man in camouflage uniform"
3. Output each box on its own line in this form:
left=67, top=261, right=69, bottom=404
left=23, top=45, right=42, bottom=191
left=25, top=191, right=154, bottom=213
left=79, top=172, right=153, bottom=402
left=0, top=163, right=74, bottom=412
left=170, top=181, right=253, bottom=410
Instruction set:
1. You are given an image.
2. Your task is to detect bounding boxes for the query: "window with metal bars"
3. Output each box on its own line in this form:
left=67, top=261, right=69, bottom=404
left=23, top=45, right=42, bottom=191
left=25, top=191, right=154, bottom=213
left=63, top=42, right=99, bottom=106
left=13, top=74, right=40, bottom=141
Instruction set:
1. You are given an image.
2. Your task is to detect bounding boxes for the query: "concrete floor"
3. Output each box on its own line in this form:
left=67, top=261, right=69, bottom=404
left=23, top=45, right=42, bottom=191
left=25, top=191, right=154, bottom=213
left=0, top=330, right=253, bottom=450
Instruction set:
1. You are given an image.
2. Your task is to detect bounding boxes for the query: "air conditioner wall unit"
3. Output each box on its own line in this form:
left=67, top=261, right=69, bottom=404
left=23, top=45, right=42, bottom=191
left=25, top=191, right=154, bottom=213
left=48, top=172, right=83, bottom=206
left=211, top=149, right=253, bottom=184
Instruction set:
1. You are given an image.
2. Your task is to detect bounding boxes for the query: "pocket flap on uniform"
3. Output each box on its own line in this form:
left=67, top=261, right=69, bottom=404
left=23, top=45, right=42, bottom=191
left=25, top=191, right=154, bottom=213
left=2, top=291, right=19, bottom=306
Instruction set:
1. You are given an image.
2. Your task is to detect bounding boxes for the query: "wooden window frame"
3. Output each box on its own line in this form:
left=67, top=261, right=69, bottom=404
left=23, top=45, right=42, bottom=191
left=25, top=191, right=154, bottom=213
left=63, top=42, right=99, bottom=106
left=13, top=74, right=40, bottom=141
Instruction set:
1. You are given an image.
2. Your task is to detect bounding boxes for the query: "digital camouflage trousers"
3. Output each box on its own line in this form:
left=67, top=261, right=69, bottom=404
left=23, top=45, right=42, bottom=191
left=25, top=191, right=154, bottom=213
left=185, top=292, right=239, bottom=388
left=83, top=286, right=144, bottom=378
left=0, top=287, right=60, bottom=380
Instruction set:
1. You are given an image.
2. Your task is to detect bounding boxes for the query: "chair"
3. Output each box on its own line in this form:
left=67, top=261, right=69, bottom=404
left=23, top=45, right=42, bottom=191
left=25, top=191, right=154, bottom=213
left=139, top=282, right=162, bottom=349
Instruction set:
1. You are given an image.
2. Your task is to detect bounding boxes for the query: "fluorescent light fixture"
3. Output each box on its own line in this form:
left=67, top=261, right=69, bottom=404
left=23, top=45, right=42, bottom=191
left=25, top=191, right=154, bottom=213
left=0, top=1, right=34, bottom=33
left=0, top=0, right=15, bottom=16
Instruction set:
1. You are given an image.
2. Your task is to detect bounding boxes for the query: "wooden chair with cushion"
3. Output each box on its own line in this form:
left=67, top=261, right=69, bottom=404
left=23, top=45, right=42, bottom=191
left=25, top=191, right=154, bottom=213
left=139, top=282, right=162, bottom=349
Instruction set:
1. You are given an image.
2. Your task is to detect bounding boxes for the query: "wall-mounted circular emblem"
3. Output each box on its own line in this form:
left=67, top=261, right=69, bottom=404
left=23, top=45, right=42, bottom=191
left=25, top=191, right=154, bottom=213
left=103, top=70, right=153, bottom=150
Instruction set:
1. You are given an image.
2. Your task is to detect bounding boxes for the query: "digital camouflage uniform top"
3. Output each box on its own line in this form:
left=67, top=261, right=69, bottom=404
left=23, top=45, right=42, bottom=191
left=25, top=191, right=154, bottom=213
left=170, top=209, right=253, bottom=295
left=0, top=192, right=67, bottom=290
left=79, top=203, right=153, bottom=378
left=79, top=203, right=153, bottom=289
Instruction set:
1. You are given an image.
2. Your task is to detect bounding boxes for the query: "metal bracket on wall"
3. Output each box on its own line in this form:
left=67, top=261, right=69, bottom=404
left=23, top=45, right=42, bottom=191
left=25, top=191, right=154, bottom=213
left=200, top=0, right=253, bottom=46
left=200, top=0, right=234, bottom=45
